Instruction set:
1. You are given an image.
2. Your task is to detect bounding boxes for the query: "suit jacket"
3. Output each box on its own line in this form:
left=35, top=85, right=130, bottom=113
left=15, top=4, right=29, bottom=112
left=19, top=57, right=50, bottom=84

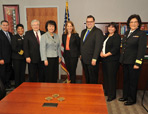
left=11, top=34, right=25, bottom=59
left=62, top=33, right=80, bottom=57
left=24, top=30, right=45, bottom=63
left=120, top=29, right=147, bottom=66
left=80, top=26, right=104, bottom=64
left=40, top=32, right=62, bottom=61
left=0, top=30, right=13, bottom=63
left=102, top=33, right=121, bottom=62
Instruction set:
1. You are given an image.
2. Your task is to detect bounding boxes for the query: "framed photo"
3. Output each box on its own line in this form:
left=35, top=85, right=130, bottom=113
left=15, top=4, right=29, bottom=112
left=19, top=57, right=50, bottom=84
left=3, top=5, right=20, bottom=34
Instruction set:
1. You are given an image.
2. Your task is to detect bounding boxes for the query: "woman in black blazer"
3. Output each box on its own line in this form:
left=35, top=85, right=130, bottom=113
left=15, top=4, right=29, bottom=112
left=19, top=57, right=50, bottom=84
left=62, top=21, right=80, bottom=83
left=100, top=22, right=121, bottom=102
left=119, top=14, right=147, bottom=105
left=11, top=24, right=26, bottom=87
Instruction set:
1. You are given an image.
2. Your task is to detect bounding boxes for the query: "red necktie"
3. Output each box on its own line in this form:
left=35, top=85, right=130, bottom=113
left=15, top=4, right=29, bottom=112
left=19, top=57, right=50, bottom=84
left=36, top=32, right=40, bottom=44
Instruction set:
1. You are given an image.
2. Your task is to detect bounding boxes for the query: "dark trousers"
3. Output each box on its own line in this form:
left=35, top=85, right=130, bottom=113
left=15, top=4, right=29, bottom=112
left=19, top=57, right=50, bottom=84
left=123, top=64, right=141, bottom=102
left=64, top=51, right=78, bottom=83
left=28, top=61, right=44, bottom=82
left=0, top=62, right=12, bottom=87
left=82, top=60, right=99, bottom=84
left=102, top=61, right=119, bottom=99
left=12, top=59, right=26, bottom=87
left=44, top=57, right=58, bottom=83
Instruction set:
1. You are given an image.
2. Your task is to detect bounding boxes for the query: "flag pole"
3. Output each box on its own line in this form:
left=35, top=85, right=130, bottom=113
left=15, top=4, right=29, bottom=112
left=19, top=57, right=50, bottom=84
left=61, top=0, right=71, bottom=83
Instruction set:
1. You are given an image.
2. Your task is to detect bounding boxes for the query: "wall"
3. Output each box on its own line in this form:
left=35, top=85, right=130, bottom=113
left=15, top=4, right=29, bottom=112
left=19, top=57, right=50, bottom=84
left=0, top=0, right=148, bottom=75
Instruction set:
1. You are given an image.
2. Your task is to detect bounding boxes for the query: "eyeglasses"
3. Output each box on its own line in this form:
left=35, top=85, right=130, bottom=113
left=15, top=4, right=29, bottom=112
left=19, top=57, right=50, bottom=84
left=130, top=21, right=138, bottom=24
left=32, top=24, right=39, bottom=26
left=86, top=21, right=94, bottom=23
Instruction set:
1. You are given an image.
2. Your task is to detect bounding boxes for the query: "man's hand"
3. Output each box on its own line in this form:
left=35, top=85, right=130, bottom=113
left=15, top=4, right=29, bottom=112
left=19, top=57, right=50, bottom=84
left=91, top=59, right=96, bottom=66
left=0, top=60, right=4, bottom=65
left=26, top=57, right=31, bottom=63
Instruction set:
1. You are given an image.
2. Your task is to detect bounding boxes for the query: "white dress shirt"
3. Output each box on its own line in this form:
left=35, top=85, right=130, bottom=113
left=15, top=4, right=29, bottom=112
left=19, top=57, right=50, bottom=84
left=33, top=30, right=41, bottom=41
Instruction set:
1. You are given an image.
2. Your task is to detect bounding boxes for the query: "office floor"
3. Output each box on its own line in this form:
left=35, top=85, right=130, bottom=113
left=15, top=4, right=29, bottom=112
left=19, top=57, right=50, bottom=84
left=6, top=81, right=148, bottom=114
left=106, top=90, right=148, bottom=114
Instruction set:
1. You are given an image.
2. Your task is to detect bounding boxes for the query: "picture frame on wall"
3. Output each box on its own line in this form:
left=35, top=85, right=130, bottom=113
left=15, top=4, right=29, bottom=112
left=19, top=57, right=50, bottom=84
left=3, top=5, right=20, bottom=34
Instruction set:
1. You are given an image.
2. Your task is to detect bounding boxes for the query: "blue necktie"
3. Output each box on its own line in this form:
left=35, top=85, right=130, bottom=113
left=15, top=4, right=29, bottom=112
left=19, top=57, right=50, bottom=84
left=6, top=32, right=11, bottom=43
left=83, top=30, right=90, bottom=42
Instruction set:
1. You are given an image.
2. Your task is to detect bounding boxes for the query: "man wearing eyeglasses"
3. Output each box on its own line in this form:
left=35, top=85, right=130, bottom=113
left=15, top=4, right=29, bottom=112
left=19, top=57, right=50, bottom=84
left=80, top=15, right=104, bottom=84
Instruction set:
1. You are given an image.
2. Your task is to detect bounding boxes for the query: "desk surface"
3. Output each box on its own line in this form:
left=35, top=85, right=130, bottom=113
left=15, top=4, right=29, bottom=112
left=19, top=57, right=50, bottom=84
left=0, top=82, right=108, bottom=114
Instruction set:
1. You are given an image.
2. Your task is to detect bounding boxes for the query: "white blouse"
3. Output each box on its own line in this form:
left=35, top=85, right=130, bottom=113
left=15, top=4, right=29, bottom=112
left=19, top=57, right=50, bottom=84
left=102, top=36, right=110, bottom=54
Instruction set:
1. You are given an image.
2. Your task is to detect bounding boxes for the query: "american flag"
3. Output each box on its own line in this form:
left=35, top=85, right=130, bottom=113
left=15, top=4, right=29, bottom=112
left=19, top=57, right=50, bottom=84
left=61, top=1, right=70, bottom=83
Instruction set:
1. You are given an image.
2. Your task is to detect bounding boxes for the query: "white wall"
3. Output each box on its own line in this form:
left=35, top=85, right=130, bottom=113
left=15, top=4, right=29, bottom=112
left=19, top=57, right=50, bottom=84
left=0, top=0, right=148, bottom=75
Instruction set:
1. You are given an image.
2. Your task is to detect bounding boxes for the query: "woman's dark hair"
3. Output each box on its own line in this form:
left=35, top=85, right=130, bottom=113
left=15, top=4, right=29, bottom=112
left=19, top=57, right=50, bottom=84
left=106, top=22, right=118, bottom=36
left=16, top=24, right=24, bottom=30
left=45, top=20, right=57, bottom=32
left=127, top=14, right=142, bottom=29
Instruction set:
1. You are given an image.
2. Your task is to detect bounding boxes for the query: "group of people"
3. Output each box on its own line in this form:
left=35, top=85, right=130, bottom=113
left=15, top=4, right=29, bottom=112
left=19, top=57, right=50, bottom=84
left=0, top=14, right=147, bottom=106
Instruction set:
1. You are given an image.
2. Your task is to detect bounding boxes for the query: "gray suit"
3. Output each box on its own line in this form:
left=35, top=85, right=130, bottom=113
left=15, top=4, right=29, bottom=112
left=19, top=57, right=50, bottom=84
left=40, top=32, right=61, bottom=61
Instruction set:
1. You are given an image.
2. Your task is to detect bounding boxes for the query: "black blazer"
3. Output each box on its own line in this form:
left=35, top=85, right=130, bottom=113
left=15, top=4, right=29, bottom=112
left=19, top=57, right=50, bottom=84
left=24, top=30, right=45, bottom=63
left=102, top=33, right=121, bottom=62
left=11, top=34, right=25, bottom=59
left=120, top=29, right=147, bottom=66
left=80, top=26, right=104, bottom=64
left=0, top=30, right=13, bottom=63
left=62, top=33, right=80, bottom=57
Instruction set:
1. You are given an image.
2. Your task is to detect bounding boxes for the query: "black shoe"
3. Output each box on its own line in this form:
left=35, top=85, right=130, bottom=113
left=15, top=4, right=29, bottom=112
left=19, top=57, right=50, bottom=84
left=107, top=97, right=116, bottom=102
left=118, top=97, right=127, bottom=102
left=124, top=101, right=136, bottom=106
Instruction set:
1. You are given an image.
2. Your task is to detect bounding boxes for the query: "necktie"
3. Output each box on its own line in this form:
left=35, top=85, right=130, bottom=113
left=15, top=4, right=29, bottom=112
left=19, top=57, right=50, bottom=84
left=83, top=30, right=90, bottom=42
left=6, top=32, right=11, bottom=43
left=36, top=32, right=40, bottom=44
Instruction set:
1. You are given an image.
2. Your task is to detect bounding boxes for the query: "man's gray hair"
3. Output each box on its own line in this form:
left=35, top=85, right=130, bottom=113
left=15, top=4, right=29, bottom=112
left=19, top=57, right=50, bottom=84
left=31, top=19, right=40, bottom=26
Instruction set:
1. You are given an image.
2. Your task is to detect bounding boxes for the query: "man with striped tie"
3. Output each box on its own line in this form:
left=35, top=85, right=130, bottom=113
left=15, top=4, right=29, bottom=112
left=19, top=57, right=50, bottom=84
left=80, top=15, right=104, bottom=84
left=0, top=20, right=13, bottom=89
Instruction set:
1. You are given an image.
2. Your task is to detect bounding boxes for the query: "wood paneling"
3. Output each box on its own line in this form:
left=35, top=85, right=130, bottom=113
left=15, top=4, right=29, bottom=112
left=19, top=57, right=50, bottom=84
left=26, top=7, right=58, bottom=33
left=82, top=61, right=148, bottom=90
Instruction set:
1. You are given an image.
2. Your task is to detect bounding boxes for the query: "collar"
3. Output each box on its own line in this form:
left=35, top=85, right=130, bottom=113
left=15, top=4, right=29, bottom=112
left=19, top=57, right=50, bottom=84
left=129, top=29, right=136, bottom=33
left=2, top=30, right=8, bottom=34
left=87, top=26, right=94, bottom=31
left=33, top=30, right=40, bottom=34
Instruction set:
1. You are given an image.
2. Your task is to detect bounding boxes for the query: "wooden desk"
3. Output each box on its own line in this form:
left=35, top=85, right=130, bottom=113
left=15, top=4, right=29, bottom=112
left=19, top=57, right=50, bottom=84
left=0, top=82, right=108, bottom=114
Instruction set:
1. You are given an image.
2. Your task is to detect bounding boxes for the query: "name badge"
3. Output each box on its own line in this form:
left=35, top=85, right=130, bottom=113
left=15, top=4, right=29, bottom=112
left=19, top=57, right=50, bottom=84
left=133, top=35, right=139, bottom=38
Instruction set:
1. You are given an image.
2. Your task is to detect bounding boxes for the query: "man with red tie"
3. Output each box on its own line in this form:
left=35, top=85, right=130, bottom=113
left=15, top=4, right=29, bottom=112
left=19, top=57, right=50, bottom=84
left=24, top=20, right=45, bottom=82
left=0, top=20, right=13, bottom=88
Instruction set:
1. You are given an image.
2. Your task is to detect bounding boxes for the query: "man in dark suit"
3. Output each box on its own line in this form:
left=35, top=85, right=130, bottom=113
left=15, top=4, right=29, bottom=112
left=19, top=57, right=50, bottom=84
left=0, top=20, right=13, bottom=88
left=81, top=15, right=104, bottom=84
left=24, top=19, right=45, bottom=82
